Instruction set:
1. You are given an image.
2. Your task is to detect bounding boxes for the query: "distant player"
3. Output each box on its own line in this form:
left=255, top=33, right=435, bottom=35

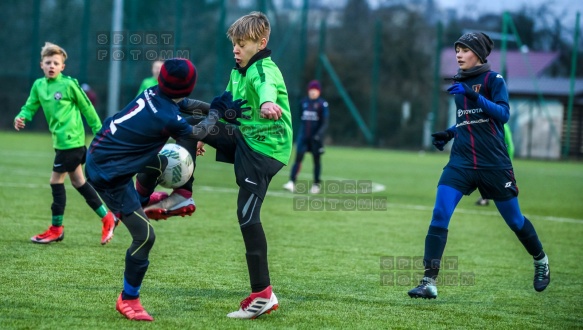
left=408, top=32, right=550, bottom=299
left=136, top=59, right=164, bottom=96
left=283, top=80, right=329, bottom=194
left=14, top=42, right=116, bottom=245
left=85, top=58, right=248, bottom=321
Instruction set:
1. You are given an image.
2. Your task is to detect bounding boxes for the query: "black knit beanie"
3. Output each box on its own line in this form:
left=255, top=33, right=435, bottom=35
left=454, top=32, right=494, bottom=63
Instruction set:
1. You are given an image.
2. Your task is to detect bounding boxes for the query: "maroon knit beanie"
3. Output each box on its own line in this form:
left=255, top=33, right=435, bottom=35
left=307, top=80, right=321, bottom=92
left=158, top=58, right=197, bottom=98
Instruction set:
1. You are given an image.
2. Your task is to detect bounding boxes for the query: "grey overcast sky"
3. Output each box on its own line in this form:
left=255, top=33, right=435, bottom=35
left=437, top=0, right=583, bottom=22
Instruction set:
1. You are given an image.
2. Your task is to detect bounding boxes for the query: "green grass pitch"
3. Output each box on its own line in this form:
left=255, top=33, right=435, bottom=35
left=0, top=131, right=581, bottom=329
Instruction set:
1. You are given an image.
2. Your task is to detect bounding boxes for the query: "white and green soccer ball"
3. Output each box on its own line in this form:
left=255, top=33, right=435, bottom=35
left=158, top=143, right=194, bottom=189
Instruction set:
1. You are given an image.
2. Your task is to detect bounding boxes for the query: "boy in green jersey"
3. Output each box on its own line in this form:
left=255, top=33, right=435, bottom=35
left=136, top=59, right=163, bottom=96
left=14, top=42, right=117, bottom=245
left=144, top=11, right=292, bottom=319
left=219, top=11, right=291, bottom=319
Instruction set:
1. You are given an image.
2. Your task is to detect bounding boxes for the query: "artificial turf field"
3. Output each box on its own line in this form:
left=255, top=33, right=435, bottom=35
left=0, top=131, right=581, bottom=329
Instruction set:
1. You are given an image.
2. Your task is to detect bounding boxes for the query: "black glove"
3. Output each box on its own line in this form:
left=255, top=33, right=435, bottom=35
left=210, top=91, right=251, bottom=126
left=224, top=98, right=251, bottom=126
left=431, top=130, right=454, bottom=151
left=447, top=82, right=479, bottom=101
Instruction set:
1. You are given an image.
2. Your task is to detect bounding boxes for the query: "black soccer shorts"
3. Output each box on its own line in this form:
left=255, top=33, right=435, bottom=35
left=53, top=146, right=87, bottom=173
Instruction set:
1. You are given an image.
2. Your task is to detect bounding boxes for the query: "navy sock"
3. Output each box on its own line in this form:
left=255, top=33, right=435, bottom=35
left=514, top=217, right=544, bottom=259
left=423, top=225, right=449, bottom=279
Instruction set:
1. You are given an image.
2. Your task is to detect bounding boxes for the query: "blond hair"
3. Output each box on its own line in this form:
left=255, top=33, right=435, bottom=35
left=41, top=42, right=68, bottom=61
left=227, top=11, right=270, bottom=44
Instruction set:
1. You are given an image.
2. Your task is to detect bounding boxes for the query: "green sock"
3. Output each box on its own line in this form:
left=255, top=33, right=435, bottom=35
left=95, top=205, right=108, bottom=218
left=52, top=215, right=64, bottom=227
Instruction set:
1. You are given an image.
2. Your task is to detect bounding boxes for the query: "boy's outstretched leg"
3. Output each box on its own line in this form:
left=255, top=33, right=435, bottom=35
left=227, top=189, right=278, bottom=319
left=133, top=154, right=195, bottom=220
left=143, top=187, right=196, bottom=220
left=142, top=138, right=197, bottom=220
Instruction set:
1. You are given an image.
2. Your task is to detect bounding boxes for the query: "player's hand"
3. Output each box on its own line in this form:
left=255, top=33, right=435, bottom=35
left=223, top=98, right=251, bottom=126
left=210, top=91, right=251, bottom=126
left=210, top=91, right=233, bottom=113
left=431, top=130, right=454, bottom=151
left=14, top=117, right=25, bottom=131
left=447, top=82, right=479, bottom=101
left=260, top=102, right=282, bottom=120
left=196, top=141, right=206, bottom=156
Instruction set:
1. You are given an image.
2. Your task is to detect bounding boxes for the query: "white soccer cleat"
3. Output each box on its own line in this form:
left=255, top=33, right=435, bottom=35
left=144, top=189, right=195, bottom=220
left=310, top=184, right=321, bottom=194
left=282, top=180, right=295, bottom=193
left=227, top=285, right=279, bottom=319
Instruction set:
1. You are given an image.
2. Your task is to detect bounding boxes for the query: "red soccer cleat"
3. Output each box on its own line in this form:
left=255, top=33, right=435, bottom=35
left=31, top=225, right=64, bottom=244
left=115, top=293, right=154, bottom=321
left=101, top=211, right=118, bottom=245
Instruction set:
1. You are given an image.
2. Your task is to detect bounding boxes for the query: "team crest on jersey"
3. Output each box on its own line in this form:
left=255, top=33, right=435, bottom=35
left=472, top=84, right=481, bottom=93
left=54, top=92, right=62, bottom=100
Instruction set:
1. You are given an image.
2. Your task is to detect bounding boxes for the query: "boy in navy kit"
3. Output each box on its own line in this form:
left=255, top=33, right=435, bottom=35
left=408, top=32, right=550, bottom=299
left=85, top=58, right=248, bottom=321
left=283, top=80, right=329, bottom=194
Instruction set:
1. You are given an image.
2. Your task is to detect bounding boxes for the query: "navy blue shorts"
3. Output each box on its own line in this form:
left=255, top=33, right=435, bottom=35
left=438, top=165, right=519, bottom=201
left=87, top=175, right=140, bottom=216
left=297, top=137, right=324, bottom=155
left=53, top=146, right=87, bottom=173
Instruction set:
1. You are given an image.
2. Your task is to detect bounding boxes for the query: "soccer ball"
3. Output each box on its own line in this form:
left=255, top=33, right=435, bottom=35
left=158, top=144, right=194, bottom=189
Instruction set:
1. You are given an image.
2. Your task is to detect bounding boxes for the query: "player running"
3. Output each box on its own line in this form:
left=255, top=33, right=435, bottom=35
left=408, top=32, right=550, bottom=299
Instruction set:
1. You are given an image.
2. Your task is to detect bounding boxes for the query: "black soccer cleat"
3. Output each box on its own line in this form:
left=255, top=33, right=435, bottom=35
left=408, top=277, right=438, bottom=299
left=533, top=256, right=550, bottom=292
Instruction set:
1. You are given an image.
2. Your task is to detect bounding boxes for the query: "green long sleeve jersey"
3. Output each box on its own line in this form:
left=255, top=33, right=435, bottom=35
left=137, top=76, right=158, bottom=96
left=226, top=53, right=293, bottom=165
left=16, top=73, right=102, bottom=150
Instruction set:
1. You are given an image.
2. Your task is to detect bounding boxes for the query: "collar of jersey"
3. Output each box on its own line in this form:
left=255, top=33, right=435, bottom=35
left=233, top=48, right=272, bottom=76
left=45, top=73, right=63, bottom=82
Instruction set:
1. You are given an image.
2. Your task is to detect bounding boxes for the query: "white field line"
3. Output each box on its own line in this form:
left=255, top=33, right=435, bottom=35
left=2, top=181, right=581, bottom=225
